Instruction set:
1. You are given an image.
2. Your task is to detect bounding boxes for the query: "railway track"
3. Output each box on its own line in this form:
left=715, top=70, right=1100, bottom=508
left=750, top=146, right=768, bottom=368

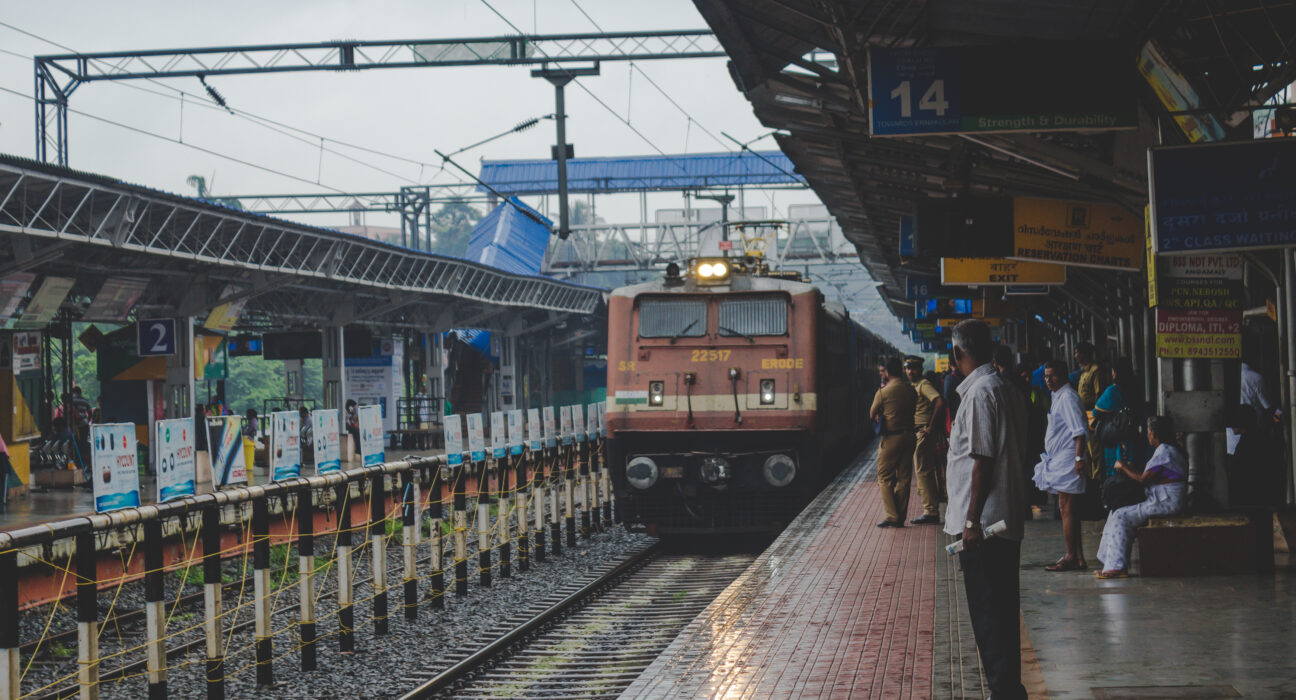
left=400, top=544, right=755, bottom=699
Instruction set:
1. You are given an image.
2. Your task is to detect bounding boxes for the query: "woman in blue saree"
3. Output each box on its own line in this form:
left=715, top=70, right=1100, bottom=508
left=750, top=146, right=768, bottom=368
left=1092, top=358, right=1144, bottom=476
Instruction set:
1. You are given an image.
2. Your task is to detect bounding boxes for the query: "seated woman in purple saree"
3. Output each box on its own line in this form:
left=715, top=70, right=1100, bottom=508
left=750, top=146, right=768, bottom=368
left=1095, top=415, right=1187, bottom=579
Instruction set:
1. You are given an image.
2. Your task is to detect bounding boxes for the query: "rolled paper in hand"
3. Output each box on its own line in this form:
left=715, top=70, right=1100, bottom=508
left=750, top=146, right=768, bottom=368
left=945, top=520, right=1009, bottom=555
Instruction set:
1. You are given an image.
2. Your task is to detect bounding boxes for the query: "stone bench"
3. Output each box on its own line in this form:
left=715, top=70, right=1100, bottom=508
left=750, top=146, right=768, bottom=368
left=1137, top=514, right=1264, bottom=577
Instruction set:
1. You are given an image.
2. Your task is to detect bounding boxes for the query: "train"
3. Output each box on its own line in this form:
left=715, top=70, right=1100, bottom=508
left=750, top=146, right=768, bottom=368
left=605, top=234, right=896, bottom=535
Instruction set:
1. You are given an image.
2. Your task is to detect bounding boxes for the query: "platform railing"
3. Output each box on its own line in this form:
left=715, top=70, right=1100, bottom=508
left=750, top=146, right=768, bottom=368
left=0, top=440, right=613, bottom=700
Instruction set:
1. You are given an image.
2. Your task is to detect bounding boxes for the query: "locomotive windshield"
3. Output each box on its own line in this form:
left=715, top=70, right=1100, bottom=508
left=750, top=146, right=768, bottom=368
left=719, top=295, right=788, bottom=337
left=637, top=297, right=707, bottom=338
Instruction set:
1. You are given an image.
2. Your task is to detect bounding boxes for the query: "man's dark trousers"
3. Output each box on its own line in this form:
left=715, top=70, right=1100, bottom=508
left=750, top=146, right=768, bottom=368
left=959, top=537, right=1027, bottom=700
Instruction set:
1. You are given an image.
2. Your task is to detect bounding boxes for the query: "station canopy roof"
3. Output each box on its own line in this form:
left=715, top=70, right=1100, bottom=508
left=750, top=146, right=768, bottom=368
left=476, top=151, right=804, bottom=195
left=690, top=0, right=1296, bottom=318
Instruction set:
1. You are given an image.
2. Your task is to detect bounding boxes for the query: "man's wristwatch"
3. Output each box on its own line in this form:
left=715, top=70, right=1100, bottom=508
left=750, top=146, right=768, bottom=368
left=964, top=520, right=978, bottom=530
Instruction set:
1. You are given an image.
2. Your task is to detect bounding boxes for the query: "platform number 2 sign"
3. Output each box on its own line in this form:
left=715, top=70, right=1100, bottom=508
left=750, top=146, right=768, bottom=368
left=137, top=318, right=177, bottom=357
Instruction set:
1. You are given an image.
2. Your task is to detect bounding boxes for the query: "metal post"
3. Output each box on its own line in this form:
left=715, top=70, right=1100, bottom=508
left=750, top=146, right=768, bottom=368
left=143, top=520, right=165, bottom=700
left=401, top=471, right=419, bottom=621
left=1287, top=250, right=1296, bottom=504
left=516, top=451, right=530, bottom=572
left=477, top=463, right=492, bottom=588
left=534, top=450, right=547, bottom=564
left=335, top=483, right=354, bottom=653
left=251, top=498, right=273, bottom=686
left=550, top=446, right=563, bottom=556
left=75, top=532, right=99, bottom=700
left=564, top=443, right=577, bottom=548
left=1183, top=359, right=1211, bottom=501
left=297, top=487, right=316, bottom=670
left=533, top=65, right=600, bottom=240
left=499, top=454, right=512, bottom=579
left=454, top=462, right=468, bottom=596
left=602, top=437, right=613, bottom=528
left=202, top=508, right=223, bottom=700
left=428, top=466, right=445, bottom=609
left=370, top=474, right=388, bottom=635
left=578, top=438, right=591, bottom=539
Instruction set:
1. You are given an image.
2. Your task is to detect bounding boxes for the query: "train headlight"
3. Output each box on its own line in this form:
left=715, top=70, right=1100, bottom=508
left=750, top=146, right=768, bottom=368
left=697, top=262, right=715, bottom=278
left=693, top=258, right=731, bottom=284
left=759, top=379, right=775, bottom=405
left=762, top=454, right=796, bottom=487
left=648, top=381, right=665, bottom=406
left=626, top=457, right=659, bottom=490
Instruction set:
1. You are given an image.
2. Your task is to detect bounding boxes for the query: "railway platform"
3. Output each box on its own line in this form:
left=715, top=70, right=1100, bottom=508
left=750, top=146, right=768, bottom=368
left=621, top=444, right=1296, bottom=699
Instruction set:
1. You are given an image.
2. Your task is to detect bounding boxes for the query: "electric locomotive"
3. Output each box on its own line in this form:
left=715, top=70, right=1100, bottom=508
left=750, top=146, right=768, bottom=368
left=606, top=225, right=893, bottom=534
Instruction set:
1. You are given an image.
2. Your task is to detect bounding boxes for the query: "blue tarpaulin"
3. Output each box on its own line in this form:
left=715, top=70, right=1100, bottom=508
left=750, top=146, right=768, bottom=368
left=476, top=151, right=802, bottom=195
left=458, top=198, right=553, bottom=357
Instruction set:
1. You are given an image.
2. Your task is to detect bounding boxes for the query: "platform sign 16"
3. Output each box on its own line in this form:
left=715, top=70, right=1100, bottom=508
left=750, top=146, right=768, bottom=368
left=137, top=318, right=177, bottom=357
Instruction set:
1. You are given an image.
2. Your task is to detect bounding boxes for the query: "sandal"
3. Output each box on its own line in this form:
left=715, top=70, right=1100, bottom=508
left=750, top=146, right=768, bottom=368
left=1095, top=569, right=1128, bottom=579
left=1044, top=559, right=1088, bottom=572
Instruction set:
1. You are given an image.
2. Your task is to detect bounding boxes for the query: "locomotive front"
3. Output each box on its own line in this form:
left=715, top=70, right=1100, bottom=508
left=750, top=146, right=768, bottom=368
left=605, top=256, right=828, bottom=534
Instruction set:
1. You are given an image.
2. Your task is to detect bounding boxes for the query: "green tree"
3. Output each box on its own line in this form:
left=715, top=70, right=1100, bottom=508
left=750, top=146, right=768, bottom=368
left=430, top=197, right=482, bottom=256
left=186, top=175, right=244, bottom=210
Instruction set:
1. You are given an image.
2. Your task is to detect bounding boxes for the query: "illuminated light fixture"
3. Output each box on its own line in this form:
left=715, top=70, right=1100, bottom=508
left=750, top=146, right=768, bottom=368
left=698, top=263, right=715, bottom=278
left=760, top=379, right=775, bottom=405
left=693, top=258, right=731, bottom=284
left=648, top=381, right=665, bottom=406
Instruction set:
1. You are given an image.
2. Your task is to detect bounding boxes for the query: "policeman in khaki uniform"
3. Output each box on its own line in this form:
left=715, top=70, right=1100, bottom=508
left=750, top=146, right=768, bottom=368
left=905, top=356, right=946, bottom=525
left=870, top=356, right=917, bottom=528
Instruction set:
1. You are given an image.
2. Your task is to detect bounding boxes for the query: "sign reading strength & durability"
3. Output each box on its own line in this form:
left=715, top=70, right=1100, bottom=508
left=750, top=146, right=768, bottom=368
left=1010, top=198, right=1142, bottom=271
left=941, top=258, right=1066, bottom=286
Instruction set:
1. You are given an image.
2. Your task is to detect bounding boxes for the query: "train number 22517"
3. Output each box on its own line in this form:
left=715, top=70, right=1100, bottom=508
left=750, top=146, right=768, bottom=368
left=691, top=349, right=732, bottom=362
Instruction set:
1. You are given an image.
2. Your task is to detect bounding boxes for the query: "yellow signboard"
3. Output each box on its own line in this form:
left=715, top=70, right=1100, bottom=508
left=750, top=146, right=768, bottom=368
left=1010, top=197, right=1142, bottom=271
left=1155, top=309, right=1241, bottom=359
left=941, top=258, right=1066, bottom=286
left=934, top=356, right=950, bottom=373
left=1145, top=205, right=1157, bottom=307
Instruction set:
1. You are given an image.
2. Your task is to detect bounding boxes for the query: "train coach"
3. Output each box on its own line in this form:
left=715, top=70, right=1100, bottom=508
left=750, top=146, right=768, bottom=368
left=605, top=245, right=895, bottom=535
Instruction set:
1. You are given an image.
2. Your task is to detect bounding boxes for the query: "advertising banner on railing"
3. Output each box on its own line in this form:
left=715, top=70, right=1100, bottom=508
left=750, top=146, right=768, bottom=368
left=444, top=414, right=464, bottom=467
left=155, top=418, right=196, bottom=503
left=312, top=409, right=341, bottom=475
left=358, top=404, right=384, bottom=467
left=587, top=404, right=600, bottom=441
left=208, top=416, right=247, bottom=488
left=269, top=410, right=301, bottom=481
left=527, top=409, right=542, bottom=451
left=542, top=407, right=557, bottom=449
left=91, top=423, right=141, bottom=512
left=508, top=410, right=524, bottom=456
left=490, top=411, right=506, bottom=459
left=466, top=413, right=486, bottom=463
left=597, top=402, right=606, bottom=438
left=571, top=405, right=586, bottom=443
left=559, top=406, right=573, bottom=446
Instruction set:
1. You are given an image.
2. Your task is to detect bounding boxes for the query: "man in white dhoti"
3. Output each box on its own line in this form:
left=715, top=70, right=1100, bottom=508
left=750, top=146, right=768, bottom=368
left=1033, top=360, right=1089, bottom=571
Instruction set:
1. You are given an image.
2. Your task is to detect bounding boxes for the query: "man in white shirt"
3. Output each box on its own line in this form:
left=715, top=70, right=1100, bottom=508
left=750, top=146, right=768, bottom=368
left=1228, top=361, right=1280, bottom=454
left=1032, top=360, right=1090, bottom=572
left=945, top=320, right=1028, bottom=700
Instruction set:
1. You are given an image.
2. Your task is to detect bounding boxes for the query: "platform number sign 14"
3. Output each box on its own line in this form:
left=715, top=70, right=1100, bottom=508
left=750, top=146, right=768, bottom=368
left=888, top=79, right=949, bottom=119
left=137, top=318, right=177, bottom=357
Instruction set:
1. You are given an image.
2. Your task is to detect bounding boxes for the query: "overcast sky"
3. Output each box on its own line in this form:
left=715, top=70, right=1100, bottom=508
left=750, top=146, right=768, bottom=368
left=0, top=1, right=919, bottom=354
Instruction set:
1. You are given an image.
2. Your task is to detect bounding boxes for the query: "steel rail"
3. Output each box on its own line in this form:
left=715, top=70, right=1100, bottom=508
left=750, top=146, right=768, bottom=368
left=399, top=541, right=663, bottom=699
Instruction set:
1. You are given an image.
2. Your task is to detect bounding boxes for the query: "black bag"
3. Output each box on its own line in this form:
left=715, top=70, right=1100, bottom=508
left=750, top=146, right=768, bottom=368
left=1094, top=408, right=1135, bottom=448
left=1101, top=471, right=1145, bottom=511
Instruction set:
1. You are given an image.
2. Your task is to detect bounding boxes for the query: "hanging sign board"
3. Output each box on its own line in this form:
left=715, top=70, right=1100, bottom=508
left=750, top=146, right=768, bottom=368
left=0, top=273, right=36, bottom=320
left=443, top=414, right=464, bottom=466
left=490, top=411, right=506, bottom=459
left=154, top=418, right=196, bottom=503
left=906, top=274, right=971, bottom=300
left=83, top=277, right=148, bottom=321
left=466, top=413, right=486, bottom=463
left=1009, top=198, right=1142, bottom=271
left=12, top=332, right=40, bottom=372
left=208, top=416, right=247, bottom=488
left=527, top=409, right=543, bottom=451
left=269, top=410, right=301, bottom=481
left=204, top=285, right=247, bottom=332
left=91, top=423, right=141, bottom=512
left=867, top=44, right=1136, bottom=137
left=898, top=215, right=916, bottom=257
left=358, top=404, right=384, bottom=466
left=1154, top=253, right=1243, bottom=359
left=1150, top=139, right=1296, bottom=253
left=312, top=409, right=341, bottom=474
left=941, top=258, right=1066, bottom=286
left=137, top=319, right=177, bottom=357
left=1004, top=285, right=1050, bottom=296
left=1155, top=309, right=1241, bottom=359
left=507, top=410, right=525, bottom=456
left=17, top=276, right=74, bottom=328
left=542, top=407, right=557, bottom=449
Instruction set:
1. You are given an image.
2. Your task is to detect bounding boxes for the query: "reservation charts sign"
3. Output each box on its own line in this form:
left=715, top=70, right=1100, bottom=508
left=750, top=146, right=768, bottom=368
left=269, top=411, right=301, bottom=481
left=1155, top=309, right=1242, bottom=359
left=358, top=404, right=384, bottom=466
left=91, top=423, right=141, bottom=512
left=208, top=416, right=247, bottom=488
left=527, top=409, right=542, bottom=451
left=868, top=45, right=1135, bottom=137
left=1010, top=198, right=1142, bottom=271
left=542, top=407, right=557, bottom=449
left=507, top=410, right=524, bottom=456
left=312, top=409, right=341, bottom=474
left=1150, top=139, right=1296, bottom=253
left=443, top=414, right=464, bottom=466
left=490, top=411, right=506, bottom=459
left=155, top=418, right=196, bottom=503
left=940, top=258, right=1066, bottom=286
left=572, top=405, right=587, bottom=443
left=466, top=413, right=486, bottom=462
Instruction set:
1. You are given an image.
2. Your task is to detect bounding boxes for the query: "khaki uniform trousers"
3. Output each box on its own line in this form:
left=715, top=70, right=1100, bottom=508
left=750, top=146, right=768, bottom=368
left=877, top=432, right=916, bottom=522
left=913, top=430, right=943, bottom=517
